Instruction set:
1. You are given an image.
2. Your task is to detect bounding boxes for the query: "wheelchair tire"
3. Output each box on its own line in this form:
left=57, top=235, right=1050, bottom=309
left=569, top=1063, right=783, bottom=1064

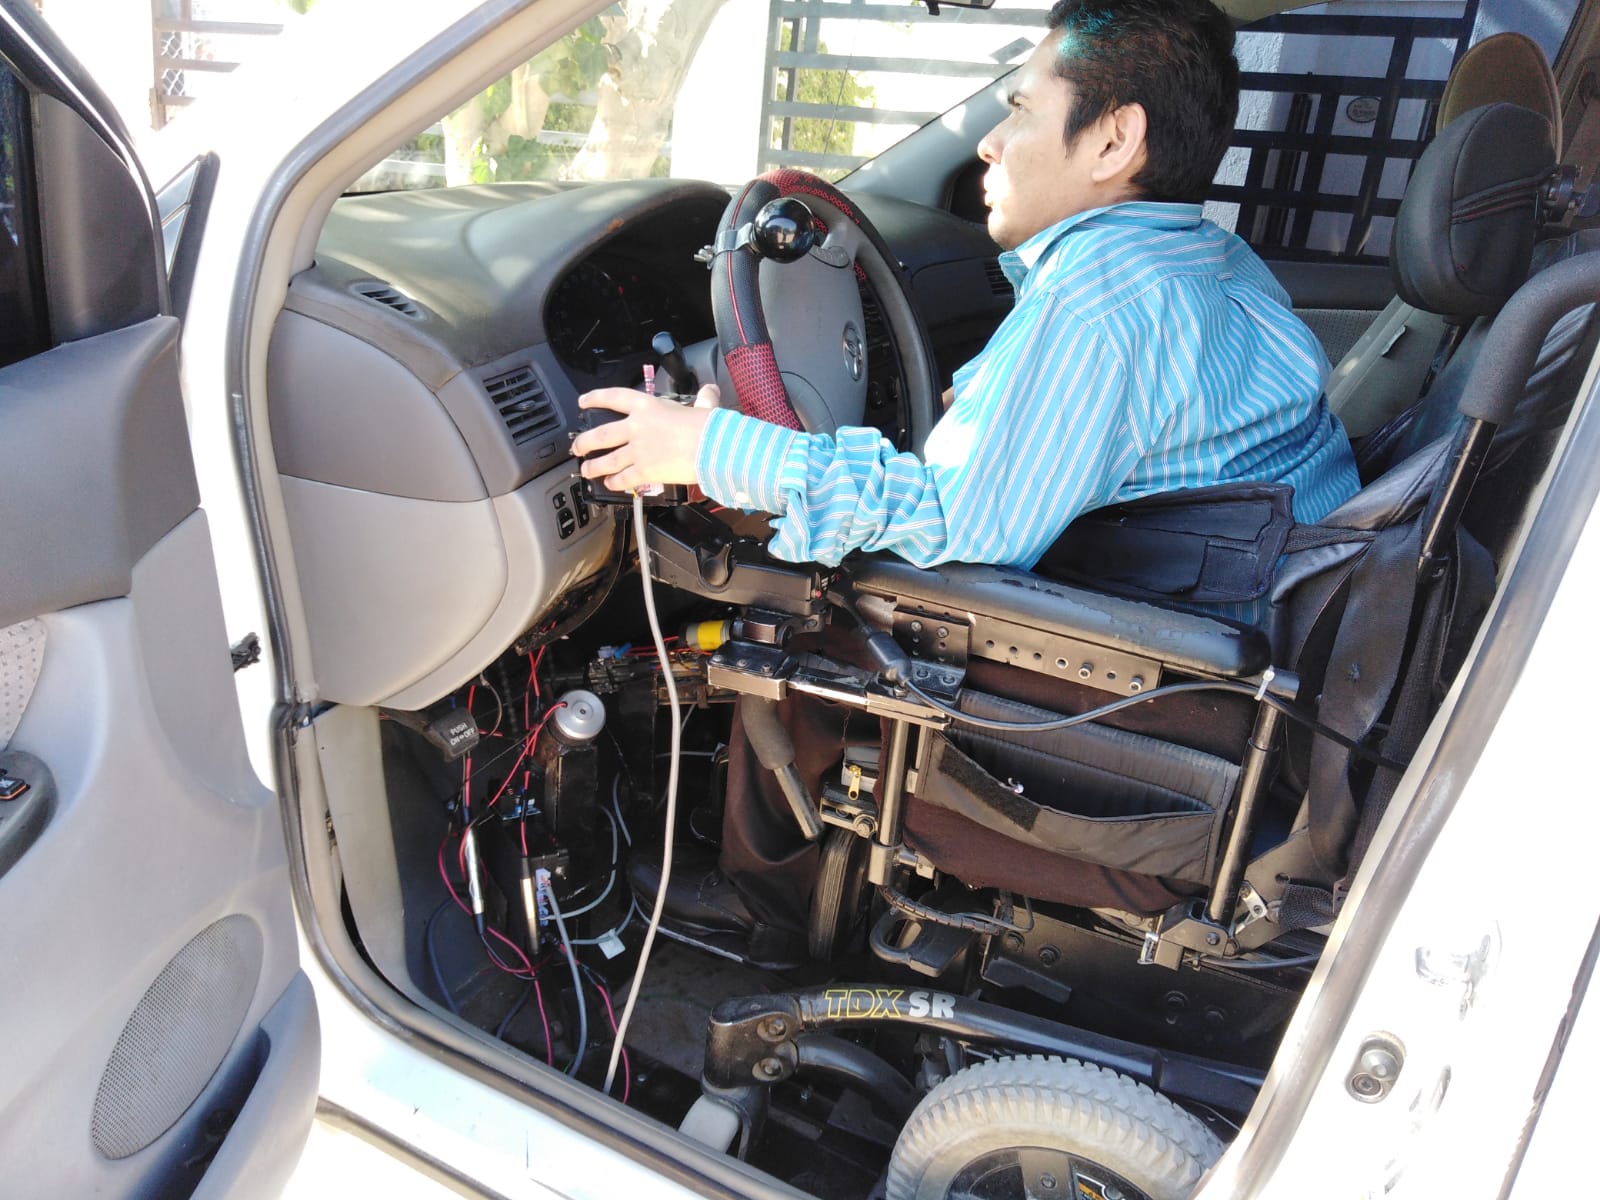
left=808, top=826, right=868, bottom=960
left=886, top=1055, right=1222, bottom=1200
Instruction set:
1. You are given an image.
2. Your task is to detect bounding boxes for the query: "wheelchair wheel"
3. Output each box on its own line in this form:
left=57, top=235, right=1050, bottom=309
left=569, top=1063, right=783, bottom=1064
left=808, top=825, right=869, bottom=960
left=886, top=1055, right=1222, bottom=1200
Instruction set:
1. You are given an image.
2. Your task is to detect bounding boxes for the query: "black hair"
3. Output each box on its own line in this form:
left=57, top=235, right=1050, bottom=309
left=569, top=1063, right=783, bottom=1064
left=1045, top=0, right=1239, bottom=203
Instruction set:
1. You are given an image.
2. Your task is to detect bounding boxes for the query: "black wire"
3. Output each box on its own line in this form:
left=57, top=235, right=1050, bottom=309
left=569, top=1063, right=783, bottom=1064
left=496, top=983, right=535, bottom=1039
left=904, top=678, right=1411, bottom=772
left=423, top=897, right=460, bottom=1015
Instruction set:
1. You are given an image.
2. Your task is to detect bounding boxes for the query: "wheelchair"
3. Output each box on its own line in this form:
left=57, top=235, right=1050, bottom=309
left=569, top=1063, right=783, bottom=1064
left=638, top=101, right=1600, bottom=1199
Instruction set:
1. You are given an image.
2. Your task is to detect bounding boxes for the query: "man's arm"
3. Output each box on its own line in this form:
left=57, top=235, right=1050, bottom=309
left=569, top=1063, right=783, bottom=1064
left=695, top=306, right=1141, bottom=568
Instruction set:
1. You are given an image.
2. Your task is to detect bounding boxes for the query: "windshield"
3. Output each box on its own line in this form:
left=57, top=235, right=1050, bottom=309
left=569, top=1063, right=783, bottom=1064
left=349, top=0, right=1054, bottom=192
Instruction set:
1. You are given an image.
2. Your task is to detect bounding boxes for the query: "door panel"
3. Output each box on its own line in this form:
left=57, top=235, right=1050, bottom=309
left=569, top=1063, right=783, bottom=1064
left=0, top=6, right=316, bottom=1195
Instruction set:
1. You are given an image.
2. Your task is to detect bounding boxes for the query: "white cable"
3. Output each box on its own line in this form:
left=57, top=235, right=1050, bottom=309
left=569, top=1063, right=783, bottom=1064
left=604, top=494, right=681, bottom=1095
left=541, top=874, right=589, bottom=1078
left=561, top=805, right=619, bottom=918
left=571, top=894, right=639, bottom=946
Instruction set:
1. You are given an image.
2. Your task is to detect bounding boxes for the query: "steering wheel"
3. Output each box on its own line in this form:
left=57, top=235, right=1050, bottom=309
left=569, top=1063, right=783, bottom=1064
left=710, top=170, right=940, bottom=451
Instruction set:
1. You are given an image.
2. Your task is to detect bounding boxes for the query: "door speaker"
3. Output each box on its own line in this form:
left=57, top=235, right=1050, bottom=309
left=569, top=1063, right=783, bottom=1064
left=90, top=914, right=263, bottom=1159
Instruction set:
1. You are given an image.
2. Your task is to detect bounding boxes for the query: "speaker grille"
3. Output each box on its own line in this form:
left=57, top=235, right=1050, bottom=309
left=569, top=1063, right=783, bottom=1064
left=0, top=618, right=46, bottom=749
left=91, top=915, right=263, bottom=1159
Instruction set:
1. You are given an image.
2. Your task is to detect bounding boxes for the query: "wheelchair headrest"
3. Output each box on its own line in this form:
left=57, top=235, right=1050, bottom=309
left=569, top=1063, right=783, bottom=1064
left=1392, top=102, right=1556, bottom=318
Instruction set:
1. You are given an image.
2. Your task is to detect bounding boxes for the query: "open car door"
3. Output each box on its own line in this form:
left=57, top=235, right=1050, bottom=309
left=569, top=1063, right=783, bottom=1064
left=0, top=6, right=317, bottom=1196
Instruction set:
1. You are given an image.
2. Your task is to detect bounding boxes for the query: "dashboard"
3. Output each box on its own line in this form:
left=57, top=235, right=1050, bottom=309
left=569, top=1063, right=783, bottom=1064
left=265, top=177, right=1010, bottom=710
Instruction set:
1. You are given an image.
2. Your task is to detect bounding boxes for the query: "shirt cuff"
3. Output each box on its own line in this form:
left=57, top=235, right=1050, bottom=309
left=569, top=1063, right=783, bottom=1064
left=695, top=407, right=805, bottom=514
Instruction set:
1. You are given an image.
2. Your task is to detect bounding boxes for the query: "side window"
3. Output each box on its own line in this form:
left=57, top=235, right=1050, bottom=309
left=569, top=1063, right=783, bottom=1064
left=0, top=65, right=48, bottom=369
left=1207, top=2, right=1480, bottom=266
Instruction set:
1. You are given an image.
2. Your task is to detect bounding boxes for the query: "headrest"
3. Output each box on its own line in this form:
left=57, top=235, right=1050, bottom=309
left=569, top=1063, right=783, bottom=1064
left=1392, top=102, right=1555, bottom=318
left=1437, top=32, right=1562, bottom=148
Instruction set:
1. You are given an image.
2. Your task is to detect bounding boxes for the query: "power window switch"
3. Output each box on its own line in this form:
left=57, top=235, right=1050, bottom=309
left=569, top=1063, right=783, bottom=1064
left=0, top=772, right=28, bottom=802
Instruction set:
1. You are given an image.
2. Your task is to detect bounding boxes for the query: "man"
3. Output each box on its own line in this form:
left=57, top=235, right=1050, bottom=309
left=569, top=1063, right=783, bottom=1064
left=571, top=0, right=1359, bottom=953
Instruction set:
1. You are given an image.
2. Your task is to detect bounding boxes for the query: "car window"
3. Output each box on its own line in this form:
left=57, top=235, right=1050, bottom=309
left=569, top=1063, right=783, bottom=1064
left=1212, top=0, right=1575, bottom=264
left=349, top=0, right=1056, bottom=192
left=0, top=65, right=47, bottom=369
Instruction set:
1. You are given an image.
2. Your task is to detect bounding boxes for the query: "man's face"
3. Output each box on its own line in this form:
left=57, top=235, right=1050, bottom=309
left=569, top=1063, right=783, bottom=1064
left=978, top=33, right=1104, bottom=250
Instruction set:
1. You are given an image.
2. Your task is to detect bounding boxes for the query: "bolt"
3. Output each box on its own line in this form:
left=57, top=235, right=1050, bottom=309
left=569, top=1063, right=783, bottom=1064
left=1038, top=946, right=1060, bottom=967
left=1129, top=676, right=1144, bottom=693
left=755, top=1057, right=785, bottom=1081
left=936, top=626, right=949, bottom=639
left=1038, top=1174, right=1057, bottom=1191
left=1206, top=931, right=1221, bottom=946
left=1078, top=663, right=1094, bottom=679
left=1003, top=932, right=1024, bottom=952
left=735, top=658, right=748, bottom=669
left=910, top=620, right=923, bottom=633
left=760, top=1016, right=789, bottom=1040
left=853, top=815, right=878, bottom=837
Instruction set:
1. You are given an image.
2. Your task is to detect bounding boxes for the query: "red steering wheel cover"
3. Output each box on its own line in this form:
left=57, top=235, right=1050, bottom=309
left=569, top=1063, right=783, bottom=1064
left=713, top=170, right=868, bottom=431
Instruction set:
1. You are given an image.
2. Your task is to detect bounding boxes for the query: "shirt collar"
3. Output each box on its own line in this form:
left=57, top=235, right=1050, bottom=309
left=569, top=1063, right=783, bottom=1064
left=997, top=200, right=1205, bottom=290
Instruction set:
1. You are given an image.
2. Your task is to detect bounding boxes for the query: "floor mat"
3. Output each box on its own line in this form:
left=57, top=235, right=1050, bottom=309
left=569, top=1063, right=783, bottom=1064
left=616, top=939, right=779, bottom=1078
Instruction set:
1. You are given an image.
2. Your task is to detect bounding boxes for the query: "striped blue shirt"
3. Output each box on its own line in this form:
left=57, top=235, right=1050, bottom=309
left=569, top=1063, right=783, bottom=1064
left=696, top=201, right=1358, bottom=569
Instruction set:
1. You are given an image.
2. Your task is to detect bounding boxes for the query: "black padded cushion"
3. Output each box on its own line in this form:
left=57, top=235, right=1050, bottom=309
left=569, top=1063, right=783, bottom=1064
left=1392, top=102, right=1554, bottom=318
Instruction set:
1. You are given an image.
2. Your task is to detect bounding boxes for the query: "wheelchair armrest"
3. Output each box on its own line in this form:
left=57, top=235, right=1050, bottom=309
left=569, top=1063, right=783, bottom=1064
left=849, top=557, right=1271, bottom=683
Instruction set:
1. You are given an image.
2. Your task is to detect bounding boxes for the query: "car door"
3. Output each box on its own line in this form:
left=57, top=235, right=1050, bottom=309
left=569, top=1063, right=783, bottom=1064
left=0, top=5, right=317, bottom=1197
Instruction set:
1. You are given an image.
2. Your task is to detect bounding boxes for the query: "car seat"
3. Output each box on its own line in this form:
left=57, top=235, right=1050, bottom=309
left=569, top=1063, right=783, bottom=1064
left=1327, top=32, right=1563, bottom=439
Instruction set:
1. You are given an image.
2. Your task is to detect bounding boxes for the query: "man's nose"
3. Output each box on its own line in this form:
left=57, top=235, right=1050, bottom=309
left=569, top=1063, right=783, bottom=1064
left=978, top=126, right=1001, bottom=164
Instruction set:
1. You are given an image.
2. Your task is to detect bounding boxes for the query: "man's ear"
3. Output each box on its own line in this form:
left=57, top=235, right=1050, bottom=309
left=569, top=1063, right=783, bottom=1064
left=1090, top=102, right=1149, bottom=187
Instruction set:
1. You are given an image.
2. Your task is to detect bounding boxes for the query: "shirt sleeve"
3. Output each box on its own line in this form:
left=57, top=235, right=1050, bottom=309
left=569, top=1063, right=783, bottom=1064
left=695, top=300, right=1139, bottom=569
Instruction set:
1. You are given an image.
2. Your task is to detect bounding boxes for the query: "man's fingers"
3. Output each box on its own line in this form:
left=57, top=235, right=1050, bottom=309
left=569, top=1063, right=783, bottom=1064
left=570, top=417, right=633, bottom=459
left=578, top=449, right=633, bottom=481
left=577, top=387, right=643, bottom=414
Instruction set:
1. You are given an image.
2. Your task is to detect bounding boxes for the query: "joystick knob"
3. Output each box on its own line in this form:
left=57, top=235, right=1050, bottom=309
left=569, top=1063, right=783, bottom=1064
left=750, top=196, right=819, bottom=263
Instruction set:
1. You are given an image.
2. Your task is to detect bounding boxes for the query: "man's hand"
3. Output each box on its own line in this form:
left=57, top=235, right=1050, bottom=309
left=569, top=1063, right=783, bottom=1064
left=572, top=383, right=721, bottom=493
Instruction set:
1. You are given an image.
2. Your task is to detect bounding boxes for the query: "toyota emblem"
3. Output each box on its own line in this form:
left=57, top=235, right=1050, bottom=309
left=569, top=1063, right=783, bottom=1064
left=842, top=322, right=864, bottom=382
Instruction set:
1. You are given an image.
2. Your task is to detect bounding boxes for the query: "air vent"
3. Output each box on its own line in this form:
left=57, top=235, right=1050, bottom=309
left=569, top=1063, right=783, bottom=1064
left=983, top=259, right=1014, bottom=300
left=484, top=365, right=560, bottom=445
left=355, top=283, right=423, bottom=318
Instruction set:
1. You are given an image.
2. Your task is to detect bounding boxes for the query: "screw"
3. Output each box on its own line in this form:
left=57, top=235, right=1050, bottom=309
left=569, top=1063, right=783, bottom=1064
left=910, top=620, right=923, bottom=633
left=1078, top=663, right=1094, bottom=679
left=760, top=1016, right=789, bottom=1040
left=755, top=1057, right=785, bottom=1081
left=936, top=626, right=949, bottom=639
left=1206, top=931, right=1221, bottom=946
left=1129, top=676, right=1144, bottom=693
left=1039, top=1174, right=1057, bottom=1191
left=1003, top=932, right=1024, bottom=951
left=735, top=658, right=748, bottom=669
left=1038, top=946, right=1060, bottom=967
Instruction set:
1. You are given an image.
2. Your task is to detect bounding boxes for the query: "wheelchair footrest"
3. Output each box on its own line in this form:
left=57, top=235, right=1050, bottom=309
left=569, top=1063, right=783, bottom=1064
left=869, top=896, right=977, bottom=978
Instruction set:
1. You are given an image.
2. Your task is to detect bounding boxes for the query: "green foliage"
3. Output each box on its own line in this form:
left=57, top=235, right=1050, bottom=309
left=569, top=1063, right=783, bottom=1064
left=279, top=0, right=317, bottom=13
left=468, top=15, right=608, bottom=182
left=774, top=27, right=876, bottom=163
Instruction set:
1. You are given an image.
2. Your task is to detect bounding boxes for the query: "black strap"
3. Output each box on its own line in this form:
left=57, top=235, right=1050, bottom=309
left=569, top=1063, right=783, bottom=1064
left=1038, top=482, right=1374, bottom=606
left=1301, top=519, right=1427, bottom=875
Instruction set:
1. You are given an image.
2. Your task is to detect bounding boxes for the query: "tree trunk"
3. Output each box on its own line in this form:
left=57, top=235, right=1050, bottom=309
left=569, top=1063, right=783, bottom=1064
left=441, top=62, right=551, bottom=185
left=567, top=0, right=730, bottom=181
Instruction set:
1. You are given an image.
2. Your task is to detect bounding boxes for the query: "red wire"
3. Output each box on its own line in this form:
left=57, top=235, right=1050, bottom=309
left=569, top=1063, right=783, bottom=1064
left=533, top=979, right=554, bottom=1066
left=588, top=975, right=631, bottom=1104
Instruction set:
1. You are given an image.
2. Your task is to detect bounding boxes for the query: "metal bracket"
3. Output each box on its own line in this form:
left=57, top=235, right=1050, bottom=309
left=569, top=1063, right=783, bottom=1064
left=893, top=611, right=970, bottom=667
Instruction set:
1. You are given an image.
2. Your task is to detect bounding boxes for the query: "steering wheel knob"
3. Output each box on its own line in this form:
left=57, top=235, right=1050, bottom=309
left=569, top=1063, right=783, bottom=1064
left=750, top=196, right=819, bottom=263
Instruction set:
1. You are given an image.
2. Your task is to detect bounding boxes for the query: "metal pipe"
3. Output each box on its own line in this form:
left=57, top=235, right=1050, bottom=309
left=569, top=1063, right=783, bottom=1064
left=1208, top=701, right=1286, bottom=927
left=868, top=718, right=912, bottom=885
left=793, top=1033, right=918, bottom=1120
